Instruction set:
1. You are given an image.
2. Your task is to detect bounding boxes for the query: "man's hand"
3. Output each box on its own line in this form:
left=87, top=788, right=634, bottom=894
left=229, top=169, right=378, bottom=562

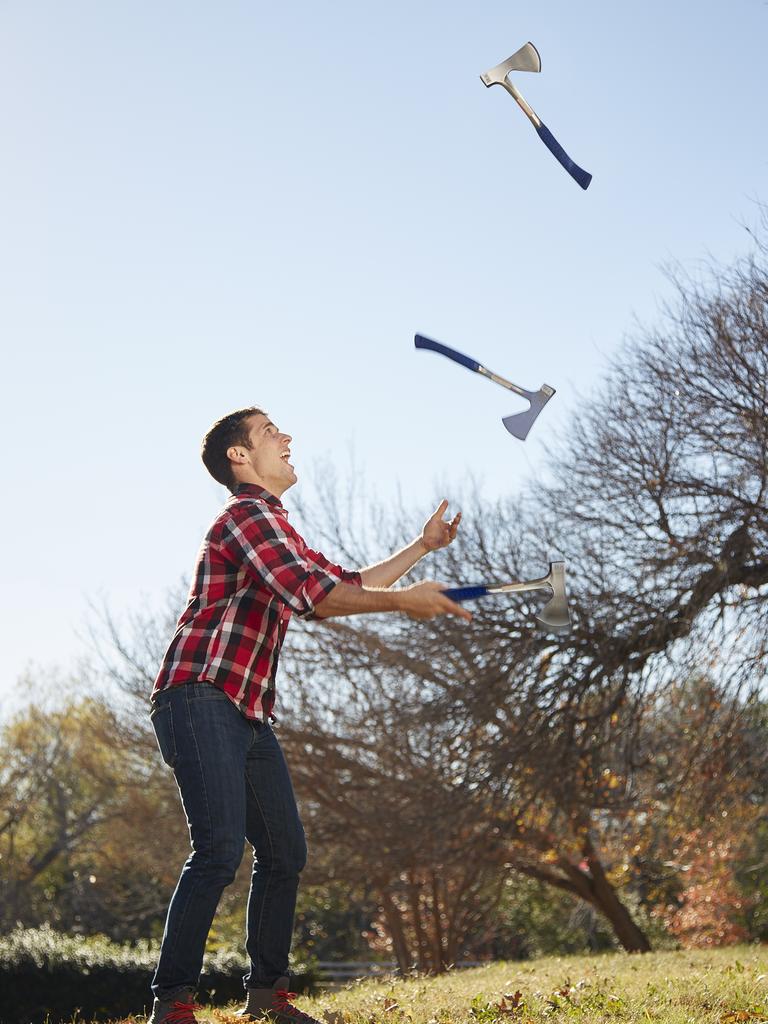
left=421, top=499, right=462, bottom=552
left=356, top=501, right=462, bottom=590
left=399, top=580, right=472, bottom=622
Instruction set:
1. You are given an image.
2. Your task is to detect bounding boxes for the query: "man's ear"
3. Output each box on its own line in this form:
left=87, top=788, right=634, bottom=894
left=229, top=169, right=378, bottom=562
left=227, top=446, right=246, bottom=464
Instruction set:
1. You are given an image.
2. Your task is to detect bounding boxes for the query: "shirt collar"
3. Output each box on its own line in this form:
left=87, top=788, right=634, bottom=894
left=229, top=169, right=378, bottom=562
left=230, top=483, right=288, bottom=515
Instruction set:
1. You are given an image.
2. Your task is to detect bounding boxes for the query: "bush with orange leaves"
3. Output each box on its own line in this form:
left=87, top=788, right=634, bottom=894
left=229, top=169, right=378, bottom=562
left=656, top=833, right=753, bottom=947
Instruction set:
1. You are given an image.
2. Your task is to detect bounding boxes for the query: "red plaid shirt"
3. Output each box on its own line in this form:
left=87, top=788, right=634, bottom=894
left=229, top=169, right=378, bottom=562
left=152, top=484, right=361, bottom=720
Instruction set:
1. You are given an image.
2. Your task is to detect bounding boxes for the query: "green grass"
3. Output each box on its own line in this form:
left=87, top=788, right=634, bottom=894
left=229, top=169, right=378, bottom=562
left=222, top=947, right=767, bottom=1024
left=113, top=946, right=768, bottom=1024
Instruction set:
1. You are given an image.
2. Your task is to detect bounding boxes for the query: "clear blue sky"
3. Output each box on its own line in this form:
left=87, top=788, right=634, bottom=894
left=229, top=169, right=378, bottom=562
left=1, top=0, right=766, bottom=710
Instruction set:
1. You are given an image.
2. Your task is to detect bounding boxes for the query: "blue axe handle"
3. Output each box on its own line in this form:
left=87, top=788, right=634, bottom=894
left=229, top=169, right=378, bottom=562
left=442, top=585, right=490, bottom=602
left=535, top=122, right=592, bottom=190
left=414, top=334, right=481, bottom=373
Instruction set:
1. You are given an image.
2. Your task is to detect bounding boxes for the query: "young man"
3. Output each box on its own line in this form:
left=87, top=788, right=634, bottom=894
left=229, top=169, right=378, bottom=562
left=147, top=407, right=470, bottom=1024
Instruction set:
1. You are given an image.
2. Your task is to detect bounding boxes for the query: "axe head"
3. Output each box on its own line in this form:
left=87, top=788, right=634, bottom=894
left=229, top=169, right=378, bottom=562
left=480, top=41, right=542, bottom=87
left=536, top=561, right=570, bottom=632
left=502, top=384, right=556, bottom=440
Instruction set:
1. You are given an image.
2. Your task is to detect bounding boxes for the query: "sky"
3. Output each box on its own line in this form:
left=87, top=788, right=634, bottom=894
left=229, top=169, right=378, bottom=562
left=1, top=0, right=766, bottom=713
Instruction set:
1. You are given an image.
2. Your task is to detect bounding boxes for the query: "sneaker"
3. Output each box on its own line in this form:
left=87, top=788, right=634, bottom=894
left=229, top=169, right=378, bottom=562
left=238, top=976, right=321, bottom=1024
left=147, top=991, right=201, bottom=1024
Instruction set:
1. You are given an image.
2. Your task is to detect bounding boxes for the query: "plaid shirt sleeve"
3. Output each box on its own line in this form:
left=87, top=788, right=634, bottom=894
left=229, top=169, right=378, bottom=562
left=219, top=503, right=361, bottom=619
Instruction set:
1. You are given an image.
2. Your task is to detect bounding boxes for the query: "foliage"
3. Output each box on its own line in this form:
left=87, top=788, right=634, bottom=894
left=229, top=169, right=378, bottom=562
left=660, top=834, right=751, bottom=947
left=491, top=874, right=622, bottom=959
left=293, top=880, right=382, bottom=962
left=736, top=818, right=768, bottom=943
left=623, top=676, right=768, bottom=948
left=0, top=694, right=186, bottom=939
left=0, top=923, right=244, bottom=973
left=0, top=925, right=303, bottom=1024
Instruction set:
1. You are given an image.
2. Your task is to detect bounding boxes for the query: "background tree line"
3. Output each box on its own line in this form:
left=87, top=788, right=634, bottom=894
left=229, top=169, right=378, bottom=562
left=1, top=231, right=766, bottom=968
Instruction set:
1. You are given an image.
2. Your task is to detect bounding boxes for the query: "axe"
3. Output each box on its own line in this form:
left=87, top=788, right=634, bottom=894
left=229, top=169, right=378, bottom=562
left=480, top=41, right=592, bottom=190
left=414, top=334, right=555, bottom=440
left=443, top=561, right=570, bottom=633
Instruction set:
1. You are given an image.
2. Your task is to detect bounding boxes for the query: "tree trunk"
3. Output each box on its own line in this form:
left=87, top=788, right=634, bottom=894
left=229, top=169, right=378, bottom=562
left=430, top=871, right=446, bottom=970
left=380, top=887, right=411, bottom=971
left=584, top=839, right=651, bottom=953
left=407, top=872, right=432, bottom=971
left=587, top=876, right=651, bottom=952
left=514, top=847, right=652, bottom=954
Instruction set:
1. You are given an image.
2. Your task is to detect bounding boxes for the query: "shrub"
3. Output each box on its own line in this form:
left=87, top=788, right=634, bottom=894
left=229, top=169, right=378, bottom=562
left=0, top=925, right=313, bottom=1024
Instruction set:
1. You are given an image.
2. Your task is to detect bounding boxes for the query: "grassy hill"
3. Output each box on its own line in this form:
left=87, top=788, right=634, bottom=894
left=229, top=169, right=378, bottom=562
left=121, top=946, right=768, bottom=1024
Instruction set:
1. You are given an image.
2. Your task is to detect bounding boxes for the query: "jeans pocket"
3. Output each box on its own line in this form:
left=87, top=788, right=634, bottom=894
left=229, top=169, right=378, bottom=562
left=151, top=702, right=177, bottom=768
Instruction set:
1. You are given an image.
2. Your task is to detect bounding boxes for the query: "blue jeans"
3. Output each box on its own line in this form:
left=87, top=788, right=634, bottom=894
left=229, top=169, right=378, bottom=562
left=150, top=683, right=307, bottom=998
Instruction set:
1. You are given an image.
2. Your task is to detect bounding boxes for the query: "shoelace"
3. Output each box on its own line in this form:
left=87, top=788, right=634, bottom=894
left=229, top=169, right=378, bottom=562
left=272, top=989, right=315, bottom=1022
left=165, top=1000, right=202, bottom=1024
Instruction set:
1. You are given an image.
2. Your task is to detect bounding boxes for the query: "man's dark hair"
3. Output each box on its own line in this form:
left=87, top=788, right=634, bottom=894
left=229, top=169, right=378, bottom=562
left=201, top=407, right=265, bottom=491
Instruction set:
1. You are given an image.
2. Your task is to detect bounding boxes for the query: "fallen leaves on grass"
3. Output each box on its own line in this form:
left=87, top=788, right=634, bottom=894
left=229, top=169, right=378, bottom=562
left=469, top=992, right=528, bottom=1021
left=502, top=992, right=525, bottom=1009
left=323, top=1011, right=348, bottom=1024
left=539, top=977, right=626, bottom=1017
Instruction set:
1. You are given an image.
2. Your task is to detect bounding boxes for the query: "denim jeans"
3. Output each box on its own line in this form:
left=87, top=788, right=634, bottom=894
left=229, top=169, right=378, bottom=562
left=150, top=682, right=307, bottom=998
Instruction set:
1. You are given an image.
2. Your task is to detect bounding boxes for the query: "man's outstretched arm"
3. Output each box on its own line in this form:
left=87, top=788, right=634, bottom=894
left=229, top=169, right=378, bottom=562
left=358, top=500, right=461, bottom=588
left=313, top=578, right=472, bottom=622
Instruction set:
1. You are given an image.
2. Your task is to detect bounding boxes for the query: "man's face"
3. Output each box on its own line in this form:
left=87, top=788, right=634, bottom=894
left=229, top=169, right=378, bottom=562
left=232, top=413, right=297, bottom=496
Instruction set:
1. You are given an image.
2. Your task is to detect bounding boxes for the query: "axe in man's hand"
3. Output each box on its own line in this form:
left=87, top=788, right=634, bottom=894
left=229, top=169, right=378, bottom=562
left=443, top=561, right=571, bottom=633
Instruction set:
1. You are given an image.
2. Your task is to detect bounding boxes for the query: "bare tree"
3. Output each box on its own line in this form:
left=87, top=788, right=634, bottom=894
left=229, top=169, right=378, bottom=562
left=279, top=232, right=768, bottom=959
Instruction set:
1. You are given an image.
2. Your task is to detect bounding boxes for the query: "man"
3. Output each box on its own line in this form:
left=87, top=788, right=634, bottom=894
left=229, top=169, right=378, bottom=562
left=147, top=406, right=470, bottom=1024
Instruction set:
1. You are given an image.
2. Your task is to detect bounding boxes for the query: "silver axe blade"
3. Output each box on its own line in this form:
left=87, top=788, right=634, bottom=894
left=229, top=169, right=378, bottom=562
left=468, top=357, right=556, bottom=440
left=480, top=41, right=542, bottom=84
left=486, top=560, right=570, bottom=632
left=537, top=561, right=570, bottom=631
left=500, top=379, right=556, bottom=441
